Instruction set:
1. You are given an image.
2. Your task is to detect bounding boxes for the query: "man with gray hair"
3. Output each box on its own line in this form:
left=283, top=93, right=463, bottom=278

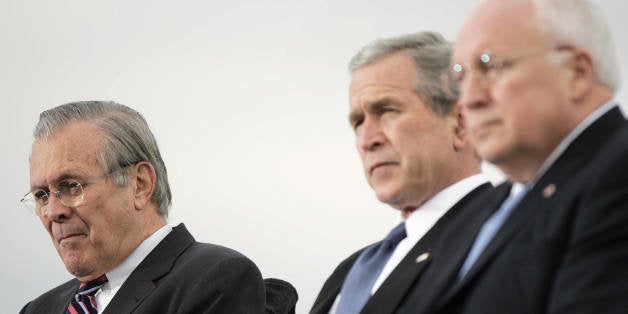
left=19, top=101, right=266, bottom=313
left=310, top=31, right=492, bottom=314
left=399, top=0, right=628, bottom=313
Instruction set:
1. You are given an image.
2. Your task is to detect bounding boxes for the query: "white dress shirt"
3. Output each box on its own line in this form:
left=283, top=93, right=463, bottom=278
left=371, top=173, right=489, bottom=293
left=95, top=224, right=173, bottom=313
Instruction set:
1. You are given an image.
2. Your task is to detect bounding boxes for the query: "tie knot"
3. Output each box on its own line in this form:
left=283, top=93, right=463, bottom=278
left=78, top=275, right=108, bottom=295
left=383, top=222, right=407, bottom=246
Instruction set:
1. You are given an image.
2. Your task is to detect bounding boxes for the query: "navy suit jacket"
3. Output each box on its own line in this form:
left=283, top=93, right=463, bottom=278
left=20, top=223, right=266, bottom=313
left=310, top=183, right=492, bottom=314
left=399, top=106, right=628, bottom=314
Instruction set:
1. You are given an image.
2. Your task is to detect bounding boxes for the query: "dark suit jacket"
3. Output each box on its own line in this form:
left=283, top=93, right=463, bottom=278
left=399, top=106, right=628, bottom=314
left=20, top=223, right=266, bottom=314
left=310, top=183, right=492, bottom=314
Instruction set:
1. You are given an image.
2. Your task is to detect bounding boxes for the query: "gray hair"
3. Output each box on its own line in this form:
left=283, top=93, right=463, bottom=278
left=349, top=31, right=458, bottom=116
left=34, top=101, right=172, bottom=216
left=532, top=0, right=619, bottom=91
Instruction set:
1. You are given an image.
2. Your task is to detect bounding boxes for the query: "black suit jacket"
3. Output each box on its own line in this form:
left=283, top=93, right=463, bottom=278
left=310, top=183, right=492, bottom=314
left=20, top=223, right=266, bottom=313
left=399, top=106, right=628, bottom=314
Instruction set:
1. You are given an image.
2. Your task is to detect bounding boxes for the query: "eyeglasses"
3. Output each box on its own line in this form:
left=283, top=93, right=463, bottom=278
left=20, top=164, right=136, bottom=217
left=452, top=47, right=571, bottom=85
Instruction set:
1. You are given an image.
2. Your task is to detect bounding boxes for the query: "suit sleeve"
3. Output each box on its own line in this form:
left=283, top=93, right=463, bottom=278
left=548, top=146, right=628, bottom=314
left=19, top=302, right=30, bottom=314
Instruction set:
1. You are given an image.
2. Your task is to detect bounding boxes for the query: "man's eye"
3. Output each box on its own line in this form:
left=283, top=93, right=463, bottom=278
left=33, top=190, right=49, bottom=202
left=58, top=180, right=83, bottom=195
left=352, top=119, right=363, bottom=130
left=452, top=65, right=465, bottom=83
left=376, top=105, right=397, bottom=115
left=479, top=59, right=499, bottom=73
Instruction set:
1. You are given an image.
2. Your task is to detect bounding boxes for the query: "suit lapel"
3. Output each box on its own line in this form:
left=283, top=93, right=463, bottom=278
left=360, top=239, right=433, bottom=314
left=439, top=107, right=627, bottom=306
left=362, top=183, right=492, bottom=314
left=102, top=224, right=195, bottom=314
left=426, top=184, right=510, bottom=309
left=311, top=249, right=362, bottom=313
left=54, top=279, right=80, bottom=314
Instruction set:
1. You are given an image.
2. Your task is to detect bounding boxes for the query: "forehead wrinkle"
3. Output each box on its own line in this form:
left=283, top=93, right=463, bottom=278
left=30, top=171, right=89, bottom=192
left=29, top=122, right=103, bottom=190
left=348, top=96, right=397, bottom=125
left=351, top=83, right=405, bottom=104
left=30, top=144, right=93, bottom=191
left=455, top=0, right=543, bottom=63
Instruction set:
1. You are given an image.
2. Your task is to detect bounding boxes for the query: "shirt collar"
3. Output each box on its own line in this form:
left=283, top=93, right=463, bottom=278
left=104, top=224, right=173, bottom=290
left=529, top=100, right=617, bottom=186
left=404, top=173, right=490, bottom=239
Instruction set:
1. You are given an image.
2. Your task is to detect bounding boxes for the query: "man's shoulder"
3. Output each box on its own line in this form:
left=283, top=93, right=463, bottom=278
left=450, top=182, right=495, bottom=211
left=436, top=182, right=500, bottom=228
left=158, top=235, right=264, bottom=290
left=181, top=240, right=260, bottom=269
left=159, top=223, right=259, bottom=269
left=123, top=231, right=265, bottom=313
left=20, top=278, right=77, bottom=314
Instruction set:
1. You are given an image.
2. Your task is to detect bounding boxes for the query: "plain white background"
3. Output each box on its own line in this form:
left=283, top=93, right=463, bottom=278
left=1, top=1, right=626, bottom=312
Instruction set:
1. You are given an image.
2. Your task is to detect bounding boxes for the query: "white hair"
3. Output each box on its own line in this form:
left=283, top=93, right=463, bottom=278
left=532, top=0, right=619, bottom=91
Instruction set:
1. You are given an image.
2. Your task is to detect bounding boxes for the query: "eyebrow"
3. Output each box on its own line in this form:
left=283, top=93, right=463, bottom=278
left=30, top=171, right=86, bottom=191
left=348, top=109, right=363, bottom=127
left=348, top=97, right=398, bottom=124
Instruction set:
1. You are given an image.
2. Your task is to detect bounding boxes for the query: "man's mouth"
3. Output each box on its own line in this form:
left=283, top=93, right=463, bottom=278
left=370, top=162, right=396, bottom=175
left=58, top=233, right=85, bottom=243
left=471, top=118, right=501, bottom=135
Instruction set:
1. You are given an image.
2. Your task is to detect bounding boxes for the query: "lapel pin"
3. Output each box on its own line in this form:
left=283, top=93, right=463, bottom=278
left=415, top=252, right=430, bottom=263
left=542, top=183, right=556, bottom=198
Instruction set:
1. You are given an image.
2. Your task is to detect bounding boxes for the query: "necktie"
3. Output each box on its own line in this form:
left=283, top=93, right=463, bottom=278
left=335, top=222, right=407, bottom=314
left=67, top=275, right=108, bottom=314
left=458, top=184, right=528, bottom=279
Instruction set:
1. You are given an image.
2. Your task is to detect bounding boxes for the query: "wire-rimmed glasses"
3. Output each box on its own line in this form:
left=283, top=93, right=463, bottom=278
left=20, top=163, right=137, bottom=216
left=452, top=47, right=572, bottom=85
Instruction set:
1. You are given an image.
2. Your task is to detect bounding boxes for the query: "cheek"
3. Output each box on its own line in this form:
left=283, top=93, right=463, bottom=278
left=492, top=79, right=542, bottom=124
left=399, top=137, right=436, bottom=174
left=84, top=192, right=133, bottom=240
left=40, top=216, right=52, bottom=233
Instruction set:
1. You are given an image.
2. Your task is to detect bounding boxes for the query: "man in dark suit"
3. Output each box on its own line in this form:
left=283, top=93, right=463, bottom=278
left=310, top=32, right=492, bottom=314
left=19, top=101, right=265, bottom=313
left=399, top=0, right=628, bottom=313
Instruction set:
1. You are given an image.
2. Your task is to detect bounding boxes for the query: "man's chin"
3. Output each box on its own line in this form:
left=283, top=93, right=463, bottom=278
left=475, top=139, right=509, bottom=165
left=375, top=189, right=404, bottom=209
left=61, top=251, right=92, bottom=278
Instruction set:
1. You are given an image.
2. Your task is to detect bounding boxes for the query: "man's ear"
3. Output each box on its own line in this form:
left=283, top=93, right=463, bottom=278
left=451, top=103, right=469, bottom=150
left=132, top=161, right=156, bottom=211
left=567, top=48, right=595, bottom=104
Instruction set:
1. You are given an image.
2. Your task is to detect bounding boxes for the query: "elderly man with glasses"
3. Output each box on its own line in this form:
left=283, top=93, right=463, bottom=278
left=19, top=101, right=266, bottom=313
left=399, top=0, right=628, bottom=313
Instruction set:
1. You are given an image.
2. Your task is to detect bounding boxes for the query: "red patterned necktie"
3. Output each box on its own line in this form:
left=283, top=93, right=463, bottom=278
left=67, top=275, right=108, bottom=314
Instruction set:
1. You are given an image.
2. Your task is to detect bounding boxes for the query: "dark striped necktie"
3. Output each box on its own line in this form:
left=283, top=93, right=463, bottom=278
left=67, top=275, right=108, bottom=314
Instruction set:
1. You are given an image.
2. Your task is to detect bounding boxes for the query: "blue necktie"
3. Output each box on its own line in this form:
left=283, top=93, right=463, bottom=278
left=335, top=222, right=407, bottom=314
left=458, top=184, right=528, bottom=279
